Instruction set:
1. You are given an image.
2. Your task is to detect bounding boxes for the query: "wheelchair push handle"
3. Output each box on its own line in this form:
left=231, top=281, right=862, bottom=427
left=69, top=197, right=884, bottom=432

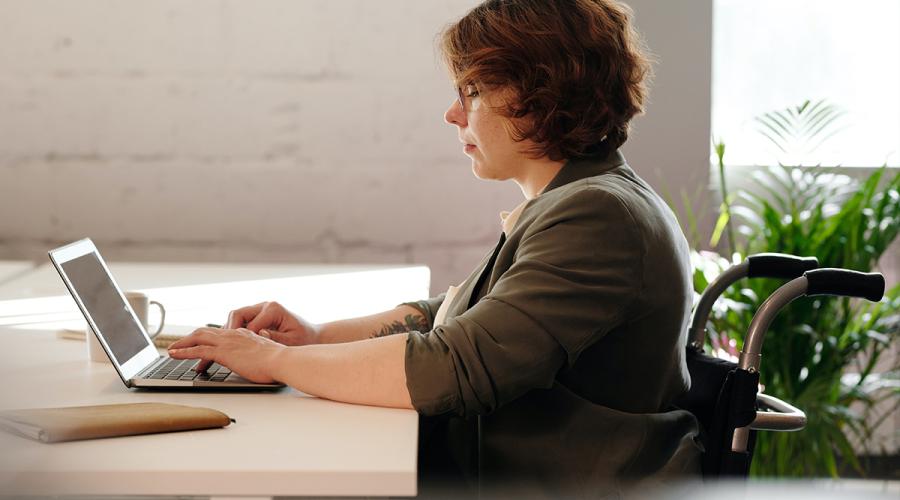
left=739, top=268, right=885, bottom=373
left=731, top=268, right=885, bottom=453
left=805, top=268, right=886, bottom=302
left=746, top=253, right=819, bottom=279
left=688, top=253, right=819, bottom=348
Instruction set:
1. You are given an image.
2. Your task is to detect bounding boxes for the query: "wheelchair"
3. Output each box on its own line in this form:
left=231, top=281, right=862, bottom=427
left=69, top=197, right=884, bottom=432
left=675, top=253, right=886, bottom=478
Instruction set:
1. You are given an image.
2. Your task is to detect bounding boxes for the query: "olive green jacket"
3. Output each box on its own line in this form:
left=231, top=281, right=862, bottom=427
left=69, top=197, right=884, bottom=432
left=404, top=150, right=701, bottom=497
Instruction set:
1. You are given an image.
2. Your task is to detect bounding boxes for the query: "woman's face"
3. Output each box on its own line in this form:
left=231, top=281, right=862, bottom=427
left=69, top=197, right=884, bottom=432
left=444, top=84, right=528, bottom=181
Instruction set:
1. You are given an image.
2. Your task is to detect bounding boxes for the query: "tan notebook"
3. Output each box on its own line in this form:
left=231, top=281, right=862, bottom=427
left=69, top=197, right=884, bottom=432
left=0, top=402, right=233, bottom=443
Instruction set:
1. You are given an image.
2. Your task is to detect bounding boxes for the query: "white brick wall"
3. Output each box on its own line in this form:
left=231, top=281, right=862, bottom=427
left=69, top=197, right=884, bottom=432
left=0, top=0, right=712, bottom=298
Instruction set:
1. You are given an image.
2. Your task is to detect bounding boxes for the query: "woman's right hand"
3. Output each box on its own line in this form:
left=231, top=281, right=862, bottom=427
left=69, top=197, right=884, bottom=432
left=225, top=301, right=320, bottom=346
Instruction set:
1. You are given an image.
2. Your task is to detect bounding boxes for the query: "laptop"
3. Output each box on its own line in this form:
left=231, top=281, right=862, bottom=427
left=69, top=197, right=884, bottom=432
left=49, top=238, right=283, bottom=390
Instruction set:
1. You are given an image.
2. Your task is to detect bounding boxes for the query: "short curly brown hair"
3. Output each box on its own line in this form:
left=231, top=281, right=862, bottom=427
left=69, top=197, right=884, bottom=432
left=440, top=0, right=653, bottom=161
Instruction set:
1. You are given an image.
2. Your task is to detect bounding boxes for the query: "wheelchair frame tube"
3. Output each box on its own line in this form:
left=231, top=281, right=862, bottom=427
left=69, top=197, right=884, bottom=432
left=732, top=277, right=809, bottom=452
left=751, top=393, right=807, bottom=431
left=688, top=261, right=749, bottom=349
left=737, top=277, right=808, bottom=373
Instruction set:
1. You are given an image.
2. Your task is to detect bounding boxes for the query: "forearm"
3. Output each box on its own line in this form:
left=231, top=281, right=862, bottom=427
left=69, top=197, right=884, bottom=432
left=273, top=333, right=414, bottom=410
left=316, top=305, right=428, bottom=344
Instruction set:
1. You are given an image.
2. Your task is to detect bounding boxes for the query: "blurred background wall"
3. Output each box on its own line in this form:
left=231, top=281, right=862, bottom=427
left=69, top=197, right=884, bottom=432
left=0, top=0, right=713, bottom=296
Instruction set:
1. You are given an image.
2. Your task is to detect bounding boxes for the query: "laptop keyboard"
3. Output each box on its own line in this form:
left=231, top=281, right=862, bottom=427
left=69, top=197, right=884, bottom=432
left=144, top=358, right=232, bottom=382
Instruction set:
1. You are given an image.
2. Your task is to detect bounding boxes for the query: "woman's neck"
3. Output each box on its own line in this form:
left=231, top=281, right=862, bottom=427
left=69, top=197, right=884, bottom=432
left=514, top=157, right=566, bottom=199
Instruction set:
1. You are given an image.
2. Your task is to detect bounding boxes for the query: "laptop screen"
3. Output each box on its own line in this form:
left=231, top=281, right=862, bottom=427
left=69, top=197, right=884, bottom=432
left=60, top=252, right=151, bottom=365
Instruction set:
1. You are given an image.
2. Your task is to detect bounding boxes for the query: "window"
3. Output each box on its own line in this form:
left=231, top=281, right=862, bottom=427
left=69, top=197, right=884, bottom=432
left=712, top=0, right=900, bottom=167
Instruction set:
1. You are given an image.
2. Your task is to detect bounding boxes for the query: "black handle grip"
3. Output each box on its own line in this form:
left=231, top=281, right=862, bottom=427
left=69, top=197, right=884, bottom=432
left=804, top=268, right=885, bottom=302
left=746, top=253, right=819, bottom=279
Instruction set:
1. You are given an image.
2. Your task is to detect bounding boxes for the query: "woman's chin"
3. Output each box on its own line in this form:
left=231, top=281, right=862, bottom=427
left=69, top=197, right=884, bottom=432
left=471, top=161, right=497, bottom=181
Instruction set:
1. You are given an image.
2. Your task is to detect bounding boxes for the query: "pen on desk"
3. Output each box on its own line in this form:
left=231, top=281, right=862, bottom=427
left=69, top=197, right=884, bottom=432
left=206, top=323, right=222, bottom=328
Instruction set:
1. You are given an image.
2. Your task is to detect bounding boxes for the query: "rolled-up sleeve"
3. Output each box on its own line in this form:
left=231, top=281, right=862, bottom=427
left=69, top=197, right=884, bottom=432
left=399, top=293, right=445, bottom=330
left=406, top=188, right=643, bottom=417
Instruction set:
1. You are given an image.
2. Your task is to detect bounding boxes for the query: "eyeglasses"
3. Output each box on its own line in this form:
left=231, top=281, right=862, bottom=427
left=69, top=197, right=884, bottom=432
left=456, top=83, right=480, bottom=111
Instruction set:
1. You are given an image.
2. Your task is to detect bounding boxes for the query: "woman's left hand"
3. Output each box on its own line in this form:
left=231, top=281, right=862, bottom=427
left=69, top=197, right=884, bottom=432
left=167, top=327, right=284, bottom=384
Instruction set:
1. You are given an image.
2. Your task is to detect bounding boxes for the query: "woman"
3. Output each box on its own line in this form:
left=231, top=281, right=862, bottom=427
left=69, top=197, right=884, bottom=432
left=169, top=0, right=701, bottom=496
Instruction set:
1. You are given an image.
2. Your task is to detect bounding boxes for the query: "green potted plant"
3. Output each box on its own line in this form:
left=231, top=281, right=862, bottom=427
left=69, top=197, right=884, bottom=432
left=692, top=99, right=900, bottom=477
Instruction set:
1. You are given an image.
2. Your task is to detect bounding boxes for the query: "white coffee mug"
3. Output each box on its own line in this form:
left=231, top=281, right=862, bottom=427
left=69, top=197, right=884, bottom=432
left=85, top=323, right=108, bottom=363
left=86, top=291, right=166, bottom=363
left=124, top=291, right=166, bottom=338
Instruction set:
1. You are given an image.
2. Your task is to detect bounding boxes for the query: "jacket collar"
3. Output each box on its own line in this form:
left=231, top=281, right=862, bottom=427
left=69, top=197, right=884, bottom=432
left=540, top=149, right=626, bottom=195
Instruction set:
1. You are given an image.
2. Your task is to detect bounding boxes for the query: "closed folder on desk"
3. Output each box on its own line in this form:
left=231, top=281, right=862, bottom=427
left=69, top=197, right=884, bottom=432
left=0, top=402, right=233, bottom=443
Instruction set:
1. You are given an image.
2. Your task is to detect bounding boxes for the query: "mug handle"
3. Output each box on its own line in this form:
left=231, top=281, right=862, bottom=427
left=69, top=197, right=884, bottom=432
left=149, top=300, right=166, bottom=338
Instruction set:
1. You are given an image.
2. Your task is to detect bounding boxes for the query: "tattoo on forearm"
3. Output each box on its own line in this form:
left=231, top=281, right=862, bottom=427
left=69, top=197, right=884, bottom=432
left=371, top=314, right=429, bottom=338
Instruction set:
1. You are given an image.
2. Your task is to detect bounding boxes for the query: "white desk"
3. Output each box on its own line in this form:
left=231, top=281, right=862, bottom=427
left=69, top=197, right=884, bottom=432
left=0, top=262, right=428, bottom=497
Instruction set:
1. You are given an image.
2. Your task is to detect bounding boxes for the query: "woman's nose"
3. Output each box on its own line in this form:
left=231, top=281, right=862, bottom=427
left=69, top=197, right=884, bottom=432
left=444, top=98, right=467, bottom=127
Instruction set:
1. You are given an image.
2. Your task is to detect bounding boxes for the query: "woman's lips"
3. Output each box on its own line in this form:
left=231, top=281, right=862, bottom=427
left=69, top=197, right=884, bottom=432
left=464, top=144, right=477, bottom=154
